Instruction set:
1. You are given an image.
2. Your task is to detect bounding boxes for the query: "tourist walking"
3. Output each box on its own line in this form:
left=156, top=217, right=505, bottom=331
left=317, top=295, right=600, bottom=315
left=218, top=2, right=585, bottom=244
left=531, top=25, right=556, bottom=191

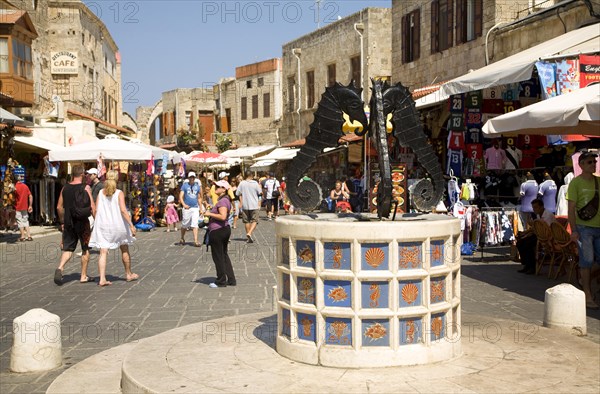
left=230, top=178, right=240, bottom=229
left=164, top=195, right=179, bottom=232
left=179, top=171, right=202, bottom=246
left=13, top=175, right=33, bottom=242
left=87, top=168, right=104, bottom=202
left=54, top=165, right=95, bottom=286
left=262, top=173, right=281, bottom=220
left=236, top=172, right=262, bottom=243
left=205, top=180, right=236, bottom=288
left=89, top=170, right=137, bottom=286
left=567, top=151, right=600, bottom=309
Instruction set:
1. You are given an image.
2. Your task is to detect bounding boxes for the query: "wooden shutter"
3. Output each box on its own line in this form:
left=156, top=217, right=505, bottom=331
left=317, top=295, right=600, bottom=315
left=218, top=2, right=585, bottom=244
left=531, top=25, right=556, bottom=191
left=402, top=14, right=408, bottom=63
left=456, top=0, right=465, bottom=45
left=446, top=0, right=454, bottom=49
left=474, top=0, right=483, bottom=38
left=431, top=0, right=439, bottom=53
left=413, top=8, right=421, bottom=60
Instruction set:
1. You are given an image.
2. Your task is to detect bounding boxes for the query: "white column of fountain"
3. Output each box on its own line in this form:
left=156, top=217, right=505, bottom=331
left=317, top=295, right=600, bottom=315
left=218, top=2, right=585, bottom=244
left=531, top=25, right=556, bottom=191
left=276, top=213, right=462, bottom=368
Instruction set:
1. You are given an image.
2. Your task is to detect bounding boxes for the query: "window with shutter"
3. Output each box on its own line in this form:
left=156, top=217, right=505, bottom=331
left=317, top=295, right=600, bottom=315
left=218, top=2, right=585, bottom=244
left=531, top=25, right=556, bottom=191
left=457, top=0, right=482, bottom=43
left=241, top=97, right=247, bottom=120
left=306, top=70, right=315, bottom=108
left=252, top=95, right=259, bottom=119
left=402, top=8, right=421, bottom=63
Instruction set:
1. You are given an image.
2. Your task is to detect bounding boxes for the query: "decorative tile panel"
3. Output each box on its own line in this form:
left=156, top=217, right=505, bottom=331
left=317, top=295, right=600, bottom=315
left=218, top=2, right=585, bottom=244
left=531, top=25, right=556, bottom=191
left=399, top=280, right=422, bottom=307
left=430, top=313, right=445, bottom=341
left=360, top=242, right=389, bottom=271
left=361, top=281, right=389, bottom=309
left=398, top=242, right=422, bottom=269
left=399, top=317, right=423, bottom=345
left=297, top=277, right=315, bottom=305
left=281, top=238, right=290, bottom=266
left=281, top=308, right=291, bottom=338
left=296, top=240, right=316, bottom=269
left=362, top=319, right=390, bottom=347
left=324, top=242, right=351, bottom=270
left=325, top=317, right=352, bottom=346
left=324, top=280, right=351, bottom=308
left=430, top=239, right=445, bottom=267
left=430, top=276, right=446, bottom=304
left=281, top=274, right=290, bottom=301
left=297, top=313, right=316, bottom=342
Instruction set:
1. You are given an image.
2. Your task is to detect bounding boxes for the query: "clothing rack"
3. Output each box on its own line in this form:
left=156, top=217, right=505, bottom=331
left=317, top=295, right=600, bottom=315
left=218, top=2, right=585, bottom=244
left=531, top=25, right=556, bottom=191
left=478, top=206, right=519, bottom=261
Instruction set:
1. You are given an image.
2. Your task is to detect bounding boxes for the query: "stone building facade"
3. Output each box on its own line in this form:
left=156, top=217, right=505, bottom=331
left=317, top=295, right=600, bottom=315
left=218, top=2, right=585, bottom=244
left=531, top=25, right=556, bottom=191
left=214, top=58, right=283, bottom=147
left=160, top=87, right=215, bottom=147
left=280, top=7, right=392, bottom=145
left=391, top=0, right=595, bottom=89
left=6, top=0, right=123, bottom=128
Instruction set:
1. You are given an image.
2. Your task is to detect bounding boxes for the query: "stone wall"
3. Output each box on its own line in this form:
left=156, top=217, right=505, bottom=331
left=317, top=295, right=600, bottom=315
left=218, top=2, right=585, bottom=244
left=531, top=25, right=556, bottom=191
left=391, top=0, right=591, bottom=89
left=280, top=7, right=392, bottom=145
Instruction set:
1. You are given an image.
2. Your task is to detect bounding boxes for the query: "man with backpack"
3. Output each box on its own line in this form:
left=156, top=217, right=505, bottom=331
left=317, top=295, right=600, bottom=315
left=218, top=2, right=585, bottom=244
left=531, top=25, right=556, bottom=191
left=261, top=172, right=281, bottom=220
left=54, top=165, right=96, bottom=286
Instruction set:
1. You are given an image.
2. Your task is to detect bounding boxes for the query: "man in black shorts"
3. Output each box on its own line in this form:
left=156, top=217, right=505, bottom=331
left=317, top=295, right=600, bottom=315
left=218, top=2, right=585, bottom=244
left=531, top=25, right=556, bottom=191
left=54, top=165, right=96, bottom=285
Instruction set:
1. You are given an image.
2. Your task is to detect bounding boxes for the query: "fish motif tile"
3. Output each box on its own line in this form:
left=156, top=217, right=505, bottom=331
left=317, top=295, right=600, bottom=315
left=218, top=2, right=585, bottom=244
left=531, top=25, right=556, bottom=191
left=430, top=313, right=446, bottom=341
left=324, top=280, right=351, bottom=308
left=296, top=240, right=316, bottom=269
left=362, top=319, right=390, bottom=347
left=324, top=242, right=351, bottom=270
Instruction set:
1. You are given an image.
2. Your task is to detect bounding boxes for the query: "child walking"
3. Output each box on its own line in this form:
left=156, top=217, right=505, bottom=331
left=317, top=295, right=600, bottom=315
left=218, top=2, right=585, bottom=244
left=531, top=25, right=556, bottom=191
left=164, top=195, right=179, bottom=232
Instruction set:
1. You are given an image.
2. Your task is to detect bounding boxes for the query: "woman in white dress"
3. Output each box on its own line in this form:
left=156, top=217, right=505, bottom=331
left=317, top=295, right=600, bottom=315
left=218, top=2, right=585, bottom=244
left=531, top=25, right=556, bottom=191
left=89, top=170, right=138, bottom=286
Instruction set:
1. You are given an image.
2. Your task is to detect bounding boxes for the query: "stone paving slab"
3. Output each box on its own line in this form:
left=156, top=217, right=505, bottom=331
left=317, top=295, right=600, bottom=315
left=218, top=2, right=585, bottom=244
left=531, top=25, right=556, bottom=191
left=1, top=215, right=599, bottom=393
left=46, top=311, right=600, bottom=394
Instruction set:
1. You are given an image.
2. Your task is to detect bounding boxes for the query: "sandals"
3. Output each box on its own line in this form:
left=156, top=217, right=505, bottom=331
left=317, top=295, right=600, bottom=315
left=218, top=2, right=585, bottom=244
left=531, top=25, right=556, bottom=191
left=194, top=242, right=201, bottom=247
left=176, top=239, right=186, bottom=246
left=17, top=237, right=32, bottom=242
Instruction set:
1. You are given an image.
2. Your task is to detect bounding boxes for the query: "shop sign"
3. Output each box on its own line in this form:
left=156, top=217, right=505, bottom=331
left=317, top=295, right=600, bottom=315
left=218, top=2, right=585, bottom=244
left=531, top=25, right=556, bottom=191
left=51, top=51, right=79, bottom=74
left=580, top=55, right=600, bottom=87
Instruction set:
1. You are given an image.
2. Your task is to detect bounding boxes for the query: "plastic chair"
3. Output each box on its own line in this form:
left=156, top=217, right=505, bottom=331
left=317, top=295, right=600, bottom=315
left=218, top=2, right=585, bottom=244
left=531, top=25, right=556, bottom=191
left=550, top=221, right=579, bottom=282
left=532, top=219, right=556, bottom=276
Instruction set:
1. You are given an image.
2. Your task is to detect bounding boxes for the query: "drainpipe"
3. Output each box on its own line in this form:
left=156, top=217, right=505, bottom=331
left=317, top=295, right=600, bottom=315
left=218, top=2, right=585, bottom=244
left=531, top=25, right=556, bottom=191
left=218, top=79, right=224, bottom=133
left=485, top=22, right=509, bottom=65
left=354, top=21, right=368, bottom=197
left=292, top=48, right=302, bottom=140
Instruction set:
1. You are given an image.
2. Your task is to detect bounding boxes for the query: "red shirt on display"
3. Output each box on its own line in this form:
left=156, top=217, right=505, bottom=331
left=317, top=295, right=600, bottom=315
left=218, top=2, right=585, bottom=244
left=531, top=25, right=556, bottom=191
left=14, top=182, right=31, bottom=211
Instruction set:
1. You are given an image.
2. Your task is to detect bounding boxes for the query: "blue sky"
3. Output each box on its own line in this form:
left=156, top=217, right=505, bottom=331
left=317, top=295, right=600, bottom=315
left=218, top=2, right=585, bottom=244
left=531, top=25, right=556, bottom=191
left=85, top=0, right=391, bottom=115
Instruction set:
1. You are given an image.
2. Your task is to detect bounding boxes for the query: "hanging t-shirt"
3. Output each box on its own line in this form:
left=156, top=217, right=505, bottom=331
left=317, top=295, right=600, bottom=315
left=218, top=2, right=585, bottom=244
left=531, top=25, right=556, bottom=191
left=448, top=178, right=460, bottom=207
left=447, top=131, right=466, bottom=150
left=520, top=146, right=539, bottom=168
left=504, top=147, right=523, bottom=170
left=538, top=179, right=558, bottom=213
left=519, top=180, right=539, bottom=213
left=484, top=147, right=506, bottom=170
left=447, top=150, right=463, bottom=177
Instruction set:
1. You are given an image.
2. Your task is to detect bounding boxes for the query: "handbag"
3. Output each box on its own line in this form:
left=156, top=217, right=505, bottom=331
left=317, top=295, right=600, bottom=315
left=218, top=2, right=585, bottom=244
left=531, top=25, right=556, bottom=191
left=577, top=177, right=599, bottom=221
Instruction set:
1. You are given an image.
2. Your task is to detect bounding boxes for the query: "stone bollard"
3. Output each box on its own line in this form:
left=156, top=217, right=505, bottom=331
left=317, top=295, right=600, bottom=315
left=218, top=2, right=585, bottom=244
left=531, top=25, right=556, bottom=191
left=543, top=284, right=587, bottom=336
left=10, top=308, right=62, bottom=373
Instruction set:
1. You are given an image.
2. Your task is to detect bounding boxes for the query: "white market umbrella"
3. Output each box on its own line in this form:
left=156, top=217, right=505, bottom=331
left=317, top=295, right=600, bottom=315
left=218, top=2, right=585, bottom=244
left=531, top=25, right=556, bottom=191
left=482, top=84, right=600, bottom=136
left=49, top=137, right=153, bottom=162
left=129, top=138, right=181, bottom=163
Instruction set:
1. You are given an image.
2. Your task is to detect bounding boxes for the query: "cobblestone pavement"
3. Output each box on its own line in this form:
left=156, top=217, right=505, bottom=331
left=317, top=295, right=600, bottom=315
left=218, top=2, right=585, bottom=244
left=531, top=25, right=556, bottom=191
left=1, top=214, right=599, bottom=393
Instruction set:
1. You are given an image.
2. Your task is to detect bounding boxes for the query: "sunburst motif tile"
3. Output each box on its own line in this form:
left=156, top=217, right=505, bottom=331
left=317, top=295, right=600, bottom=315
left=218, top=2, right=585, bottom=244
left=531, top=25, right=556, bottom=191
left=297, top=277, right=315, bottom=305
left=324, top=280, right=351, bottom=308
left=360, top=243, right=389, bottom=271
left=430, top=240, right=445, bottom=267
left=325, top=317, right=352, bottom=346
left=398, top=242, right=422, bottom=269
left=362, top=319, right=389, bottom=347
left=399, top=318, right=423, bottom=345
left=361, top=281, right=389, bottom=309
left=297, top=313, right=316, bottom=342
left=324, top=242, right=351, bottom=270
left=296, top=240, right=316, bottom=268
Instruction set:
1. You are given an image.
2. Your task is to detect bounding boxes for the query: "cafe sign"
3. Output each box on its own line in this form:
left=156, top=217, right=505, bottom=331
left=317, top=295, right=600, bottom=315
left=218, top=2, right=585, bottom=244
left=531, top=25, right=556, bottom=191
left=51, top=51, right=79, bottom=74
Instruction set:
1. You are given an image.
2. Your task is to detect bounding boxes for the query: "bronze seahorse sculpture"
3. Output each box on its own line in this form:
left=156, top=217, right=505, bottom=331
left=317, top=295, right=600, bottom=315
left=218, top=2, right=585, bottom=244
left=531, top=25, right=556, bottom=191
left=383, top=82, right=444, bottom=212
left=286, top=82, right=367, bottom=211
